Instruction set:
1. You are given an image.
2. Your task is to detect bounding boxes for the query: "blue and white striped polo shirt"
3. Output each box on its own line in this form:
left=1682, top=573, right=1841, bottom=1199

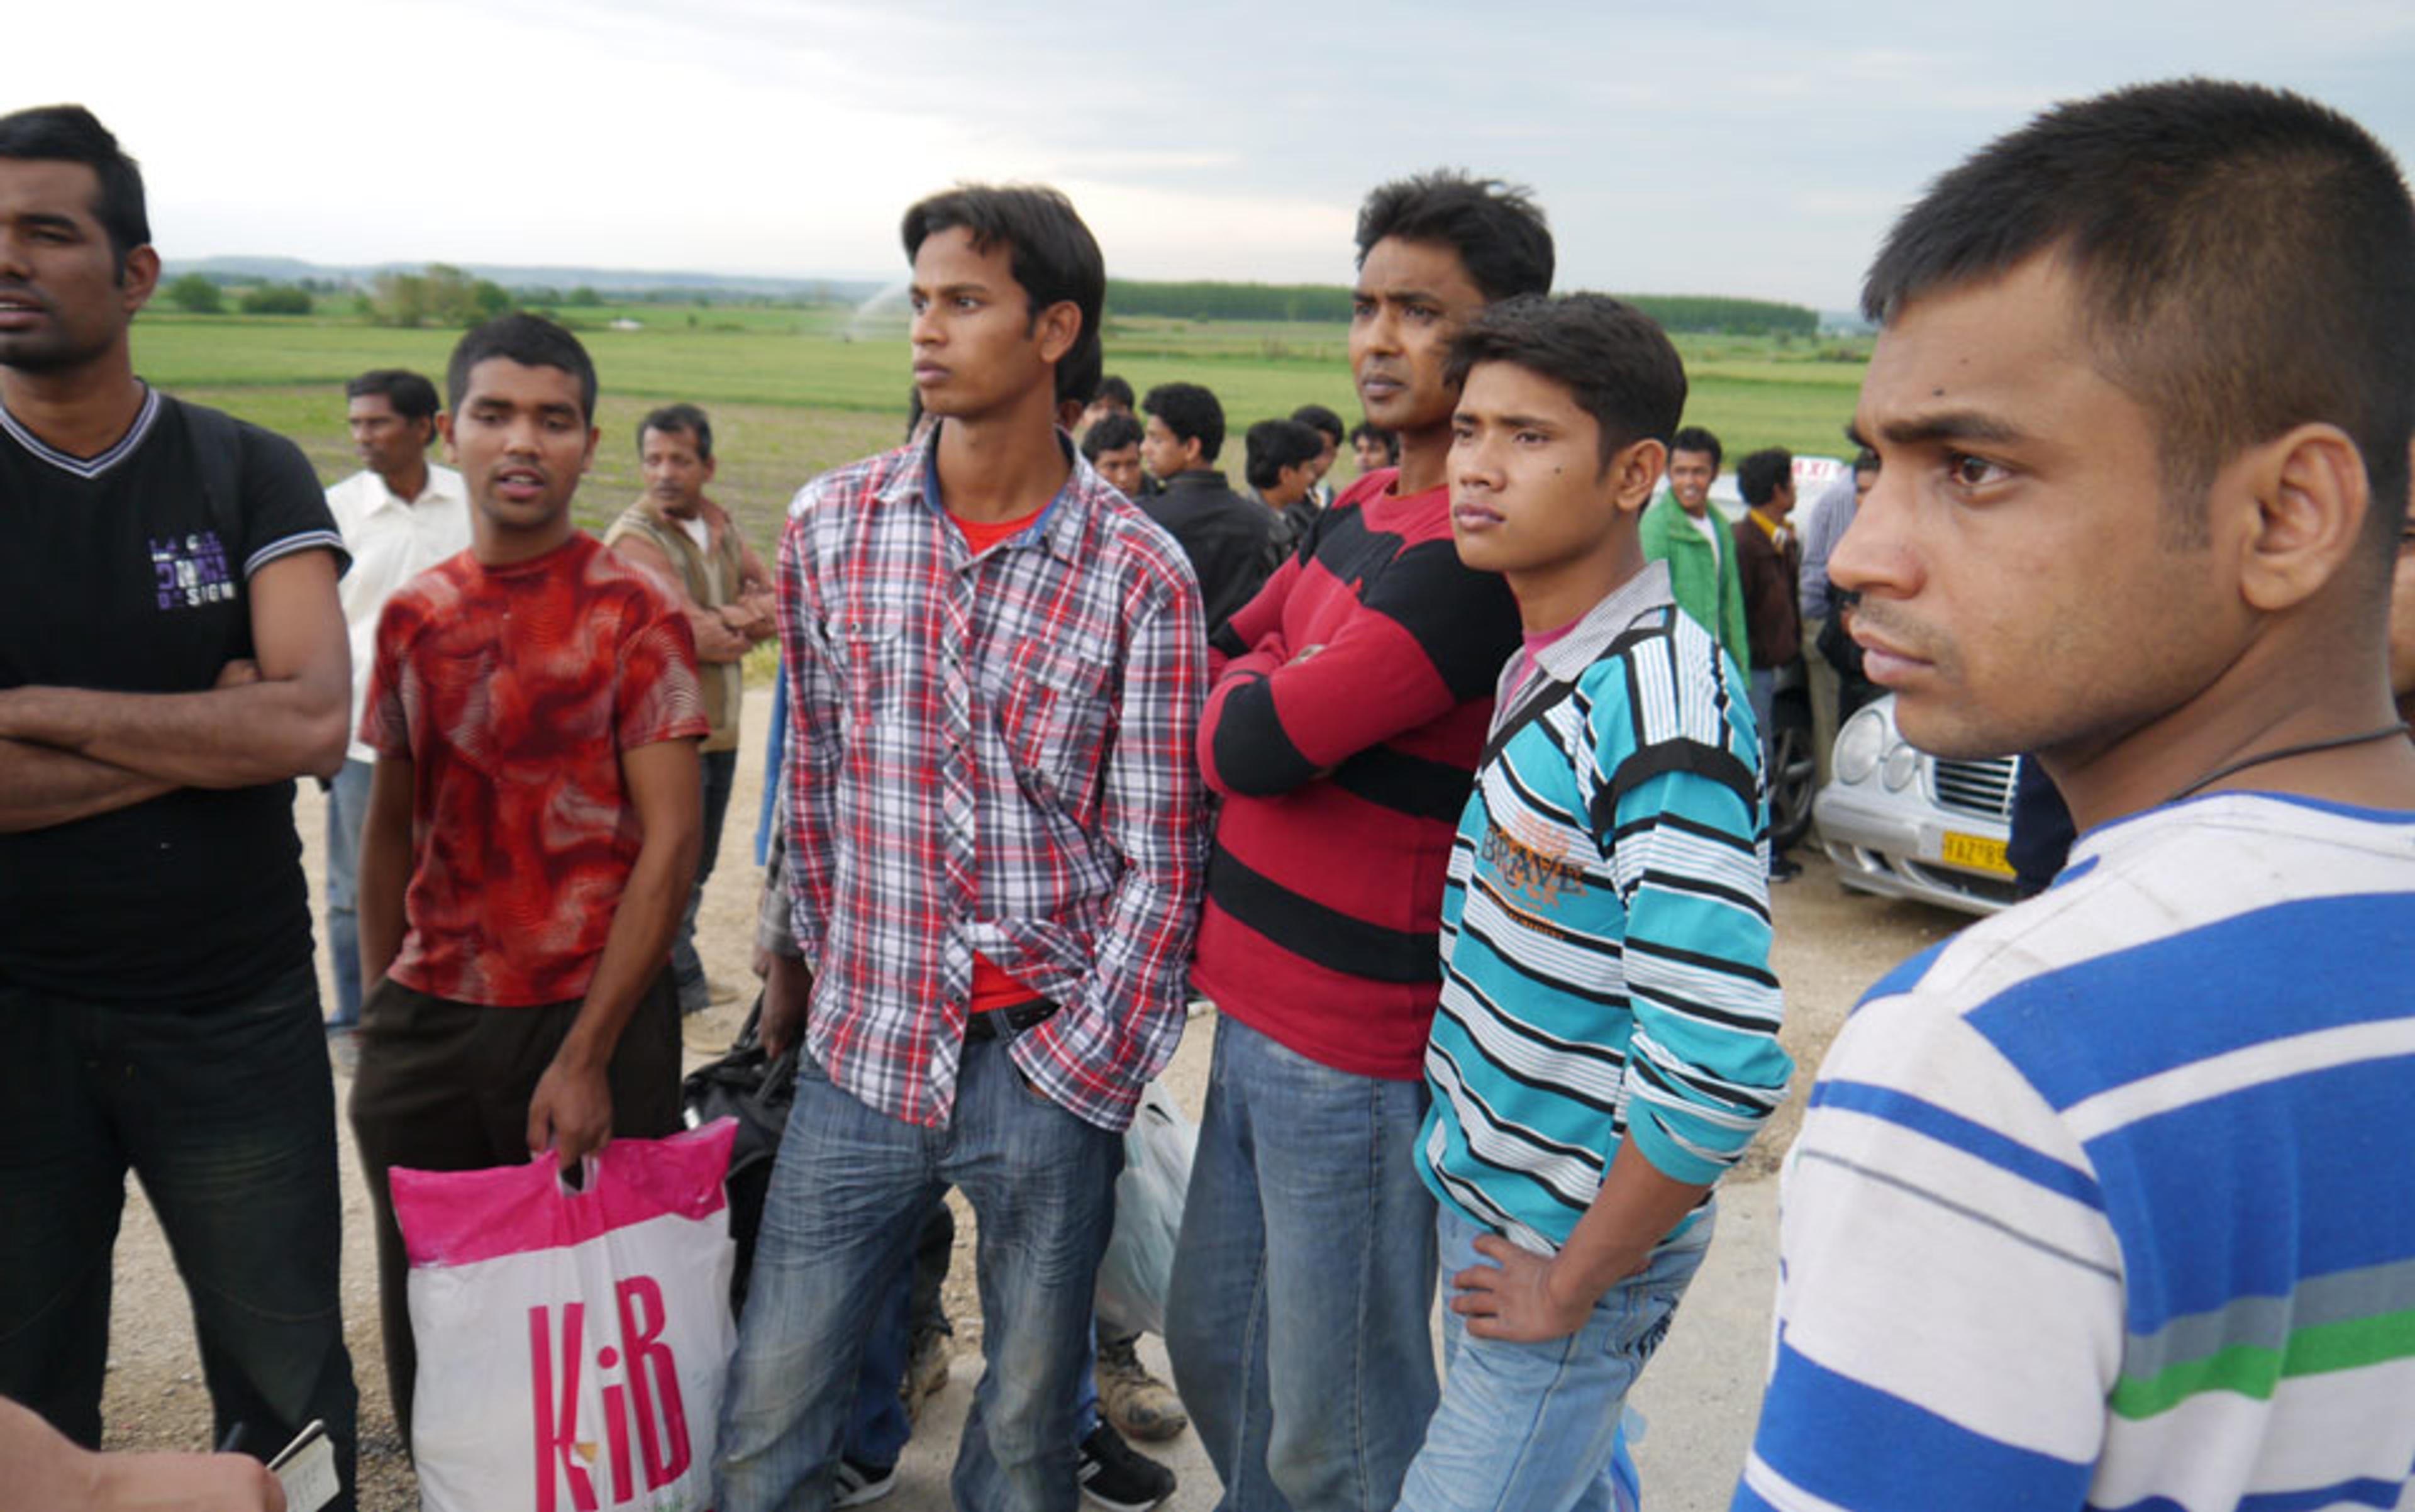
left=1738, top=791, right=2415, bottom=1512
left=1418, top=565, right=1794, bottom=1255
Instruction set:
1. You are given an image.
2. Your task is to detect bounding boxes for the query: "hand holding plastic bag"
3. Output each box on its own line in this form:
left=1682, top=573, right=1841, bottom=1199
left=392, top=1121, right=739, bottom=1512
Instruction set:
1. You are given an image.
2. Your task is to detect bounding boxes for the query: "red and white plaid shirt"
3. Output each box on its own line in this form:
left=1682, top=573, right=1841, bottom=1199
left=777, top=435, right=1209, bottom=1130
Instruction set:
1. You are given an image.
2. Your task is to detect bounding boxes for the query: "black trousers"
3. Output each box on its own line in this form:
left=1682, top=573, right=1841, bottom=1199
left=347, top=969, right=682, bottom=1445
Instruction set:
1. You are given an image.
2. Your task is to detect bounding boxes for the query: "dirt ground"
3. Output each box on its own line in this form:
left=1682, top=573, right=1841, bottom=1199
left=90, top=687, right=1970, bottom=1509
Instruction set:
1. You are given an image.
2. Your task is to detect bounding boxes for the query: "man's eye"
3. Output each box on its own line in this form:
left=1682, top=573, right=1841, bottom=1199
left=1946, top=452, right=2007, bottom=489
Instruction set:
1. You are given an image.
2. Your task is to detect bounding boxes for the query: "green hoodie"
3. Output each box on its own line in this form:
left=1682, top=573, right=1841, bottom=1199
left=1638, top=490, right=1750, bottom=657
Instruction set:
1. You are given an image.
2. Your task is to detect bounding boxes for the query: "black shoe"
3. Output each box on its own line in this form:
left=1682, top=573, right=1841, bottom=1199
left=1769, top=855, right=1803, bottom=882
left=1077, top=1423, right=1174, bottom=1512
left=833, top=1455, right=897, bottom=1507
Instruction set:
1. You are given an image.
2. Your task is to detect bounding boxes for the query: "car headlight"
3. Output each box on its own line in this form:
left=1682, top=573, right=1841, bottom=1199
left=1834, top=708, right=1885, bottom=784
left=1882, top=740, right=1922, bottom=792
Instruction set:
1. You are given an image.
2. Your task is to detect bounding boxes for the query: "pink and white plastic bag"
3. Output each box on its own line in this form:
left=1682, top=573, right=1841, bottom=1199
left=392, top=1121, right=739, bottom=1512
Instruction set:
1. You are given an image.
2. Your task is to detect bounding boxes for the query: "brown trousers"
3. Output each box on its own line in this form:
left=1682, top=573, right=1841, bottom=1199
left=346, top=970, right=683, bottom=1446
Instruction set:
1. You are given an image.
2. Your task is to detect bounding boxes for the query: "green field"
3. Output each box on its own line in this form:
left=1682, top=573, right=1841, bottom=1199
left=129, top=305, right=1868, bottom=555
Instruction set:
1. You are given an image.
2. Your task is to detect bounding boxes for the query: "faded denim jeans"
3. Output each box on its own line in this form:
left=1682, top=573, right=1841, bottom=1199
left=715, top=1033, right=1120, bottom=1511
left=1165, top=1014, right=1440, bottom=1512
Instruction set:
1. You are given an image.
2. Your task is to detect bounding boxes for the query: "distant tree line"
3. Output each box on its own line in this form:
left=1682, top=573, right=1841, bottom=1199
left=162, top=273, right=315, bottom=316
left=368, top=264, right=515, bottom=328
left=1621, top=295, right=1816, bottom=336
left=1107, top=279, right=1353, bottom=323
left=1103, top=278, right=1816, bottom=335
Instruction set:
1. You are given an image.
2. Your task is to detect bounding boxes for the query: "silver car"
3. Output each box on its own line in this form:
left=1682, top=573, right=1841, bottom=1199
left=1813, top=694, right=2021, bottom=916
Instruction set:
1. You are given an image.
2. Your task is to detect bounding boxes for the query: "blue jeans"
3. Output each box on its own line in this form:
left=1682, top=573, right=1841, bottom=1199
left=0, top=964, right=358, bottom=1507
left=1394, top=1204, right=1713, bottom=1512
left=323, top=757, right=374, bottom=1028
left=716, top=1033, right=1122, bottom=1511
left=674, top=746, right=740, bottom=1012
left=1165, top=1015, right=1439, bottom=1512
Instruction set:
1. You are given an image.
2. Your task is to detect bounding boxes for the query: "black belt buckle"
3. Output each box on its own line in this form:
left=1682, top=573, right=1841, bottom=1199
left=965, top=997, right=1058, bottom=1042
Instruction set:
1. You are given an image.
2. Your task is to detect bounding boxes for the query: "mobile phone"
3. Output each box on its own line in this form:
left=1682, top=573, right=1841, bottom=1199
left=267, top=1420, right=338, bottom=1512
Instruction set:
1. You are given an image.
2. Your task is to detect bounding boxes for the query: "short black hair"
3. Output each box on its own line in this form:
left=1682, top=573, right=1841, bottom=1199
left=1670, top=426, right=1724, bottom=470
left=1082, top=411, right=1143, bottom=460
left=640, top=402, right=713, bottom=460
left=1094, top=374, right=1135, bottom=409
left=1290, top=404, right=1345, bottom=447
left=1865, top=78, right=2415, bottom=555
left=446, top=313, right=598, bottom=423
left=1143, top=382, right=1226, bottom=465
left=1738, top=448, right=1795, bottom=508
left=902, top=184, right=1105, bottom=392
left=0, top=104, right=148, bottom=270
left=1355, top=170, right=1553, bottom=303
left=1444, top=294, right=1687, bottom=473
left=345, top=369, right=439, bottom=424
left=1350, top=421, right=1399, bottom=465
left=1245, top=418, right=1326, bottom=491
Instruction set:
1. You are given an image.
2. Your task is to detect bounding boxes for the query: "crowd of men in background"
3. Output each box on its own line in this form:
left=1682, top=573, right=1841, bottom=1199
left=6, top=73, right=2415, bottom=1512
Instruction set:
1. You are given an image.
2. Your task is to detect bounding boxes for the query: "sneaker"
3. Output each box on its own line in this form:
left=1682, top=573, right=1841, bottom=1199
left=1769, top=855, right=1804, bottom=882
left=833, top=1456, right=897, bottom=1508
left=1077, top=1423, right=1175, bottom=1512
left=1096, top=1329, right=1187, bottom=1442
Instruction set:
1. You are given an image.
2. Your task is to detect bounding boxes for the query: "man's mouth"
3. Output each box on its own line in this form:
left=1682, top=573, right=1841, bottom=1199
left=494, top=467, right=546, bottom=503
left=1850, top=614, right=1938, bottom=685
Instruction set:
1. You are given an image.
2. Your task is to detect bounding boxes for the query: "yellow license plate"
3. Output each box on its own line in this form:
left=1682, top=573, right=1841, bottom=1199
left=1940, top=831, right=2014, bottom=877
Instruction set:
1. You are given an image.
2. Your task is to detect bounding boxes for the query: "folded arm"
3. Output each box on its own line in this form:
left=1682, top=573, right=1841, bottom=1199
left=0, top=550, right=349, bottom=790
left=1198, top=540, right=1512, bottom=798
left=608, top=533, right=755, bottom=662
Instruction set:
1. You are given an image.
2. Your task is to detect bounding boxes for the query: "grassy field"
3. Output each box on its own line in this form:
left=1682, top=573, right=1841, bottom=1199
left=129, top=305, right=1867, bottom=553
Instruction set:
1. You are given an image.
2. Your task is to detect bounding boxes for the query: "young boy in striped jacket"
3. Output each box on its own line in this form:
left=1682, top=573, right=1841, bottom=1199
left=1399, top=292, right=1794, bottom=1511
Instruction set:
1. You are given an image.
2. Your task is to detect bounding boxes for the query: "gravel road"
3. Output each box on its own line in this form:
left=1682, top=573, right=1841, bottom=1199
left=91, top=688, right=1974, bottom=1510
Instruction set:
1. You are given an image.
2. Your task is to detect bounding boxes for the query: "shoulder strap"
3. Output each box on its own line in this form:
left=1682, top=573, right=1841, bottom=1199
left=1479, top=616, right=1668, bottom=770
left=177, top=399, right=248, bottom=569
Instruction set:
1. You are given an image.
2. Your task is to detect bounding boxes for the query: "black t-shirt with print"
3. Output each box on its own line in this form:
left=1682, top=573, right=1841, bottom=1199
left=0, top=389, right=347, bottom=1008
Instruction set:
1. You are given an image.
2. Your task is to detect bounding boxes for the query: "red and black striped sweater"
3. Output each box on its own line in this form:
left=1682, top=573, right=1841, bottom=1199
left=1192, top=469, right=1521, bottom=1081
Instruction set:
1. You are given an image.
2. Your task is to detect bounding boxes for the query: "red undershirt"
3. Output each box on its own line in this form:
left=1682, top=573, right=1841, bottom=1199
left=1513, top=618, right=1580, bottom=692
left=952, top=503, right=1050, bottom=1015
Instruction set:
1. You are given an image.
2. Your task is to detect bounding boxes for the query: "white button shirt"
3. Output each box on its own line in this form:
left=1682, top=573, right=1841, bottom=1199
left=326, top=464, right=471, bottom=764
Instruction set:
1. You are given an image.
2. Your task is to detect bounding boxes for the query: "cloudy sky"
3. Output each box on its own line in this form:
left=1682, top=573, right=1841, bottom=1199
left=23, top=0, right=2415, bottom=311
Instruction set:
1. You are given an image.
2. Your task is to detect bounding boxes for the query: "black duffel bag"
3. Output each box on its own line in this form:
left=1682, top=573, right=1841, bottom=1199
left=680, top=992, right=796, bottom=1313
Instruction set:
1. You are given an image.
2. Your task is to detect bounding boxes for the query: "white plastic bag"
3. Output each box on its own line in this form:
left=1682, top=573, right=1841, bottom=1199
left=392, top=1121, right=738, bottom=1512
left=1094, top=1080, right=1196, bottom=1338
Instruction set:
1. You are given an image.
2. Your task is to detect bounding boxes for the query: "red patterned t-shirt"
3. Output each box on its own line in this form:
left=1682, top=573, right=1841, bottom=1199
left=362, top=531, right=708, bottom=1006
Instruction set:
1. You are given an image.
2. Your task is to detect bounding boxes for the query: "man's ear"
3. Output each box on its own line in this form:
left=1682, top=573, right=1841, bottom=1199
left=118, top=244, right=160, bottom=313
left=1034, top=300, right=1082, bottom=365
left=2233, top=422, right=2369, bottom=614
left=1608, top=438, right=1668, bottom=515
left=436, top=412, right=457, bottom=464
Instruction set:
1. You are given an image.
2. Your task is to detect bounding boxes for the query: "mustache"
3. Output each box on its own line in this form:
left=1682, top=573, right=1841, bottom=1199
left=1845, top=599, right=1941, bottom=660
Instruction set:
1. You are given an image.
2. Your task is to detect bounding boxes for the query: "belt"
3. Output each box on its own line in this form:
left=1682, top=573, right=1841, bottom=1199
left=963, top=998, right=1059, bottom=1042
